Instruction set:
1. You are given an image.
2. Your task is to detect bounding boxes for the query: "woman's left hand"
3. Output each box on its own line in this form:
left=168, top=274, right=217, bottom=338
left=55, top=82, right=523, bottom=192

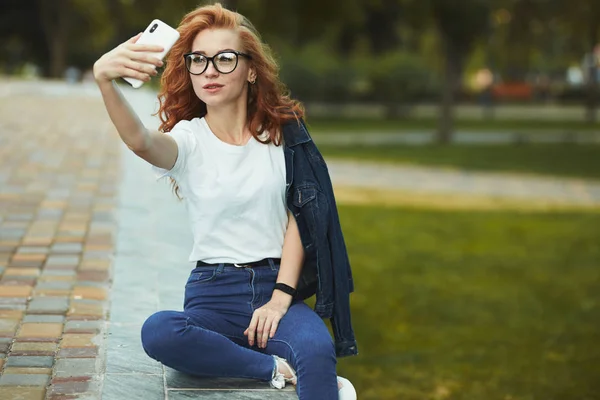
left=244, top=294, right=292, bottom=348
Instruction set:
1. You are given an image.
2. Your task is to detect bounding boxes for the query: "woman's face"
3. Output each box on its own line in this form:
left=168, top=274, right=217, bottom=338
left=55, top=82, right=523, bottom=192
left=188, top=28, right=255, bottom=108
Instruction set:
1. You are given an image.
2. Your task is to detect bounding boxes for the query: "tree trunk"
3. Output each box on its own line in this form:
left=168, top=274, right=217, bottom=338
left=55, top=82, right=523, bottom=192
left=49, top=36, right=67, bottom=78
left=586, top=21, right=599, bottom=124
left=438, top=41, right=461, bottom=144
left=39, top=0, right=71, bottom=78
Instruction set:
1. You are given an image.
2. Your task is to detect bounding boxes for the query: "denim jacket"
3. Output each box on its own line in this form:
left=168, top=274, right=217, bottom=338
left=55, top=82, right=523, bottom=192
left=282, top=118, right=358, bottom=358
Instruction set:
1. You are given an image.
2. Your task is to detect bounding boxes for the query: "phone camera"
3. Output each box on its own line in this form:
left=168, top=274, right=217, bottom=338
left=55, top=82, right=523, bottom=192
left=150, top=23, right=158, bottom=33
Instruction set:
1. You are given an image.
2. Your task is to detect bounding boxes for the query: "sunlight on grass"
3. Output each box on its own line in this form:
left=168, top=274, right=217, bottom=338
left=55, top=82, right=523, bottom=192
left=335, top=205, right=600, bottom=399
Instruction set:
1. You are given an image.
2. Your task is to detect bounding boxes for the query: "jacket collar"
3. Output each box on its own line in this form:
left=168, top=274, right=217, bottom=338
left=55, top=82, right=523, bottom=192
left=282, top=118, right=312, bottom=147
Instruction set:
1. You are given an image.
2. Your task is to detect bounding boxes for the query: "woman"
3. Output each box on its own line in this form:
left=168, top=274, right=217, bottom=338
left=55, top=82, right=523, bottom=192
left=93, top=3, right=357, bottom=399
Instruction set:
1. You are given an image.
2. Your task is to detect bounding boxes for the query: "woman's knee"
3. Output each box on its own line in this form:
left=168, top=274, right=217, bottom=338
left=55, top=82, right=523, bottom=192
left=141, top=310, right=185, bottom=359
left=290, top=333, right=336, bottom=368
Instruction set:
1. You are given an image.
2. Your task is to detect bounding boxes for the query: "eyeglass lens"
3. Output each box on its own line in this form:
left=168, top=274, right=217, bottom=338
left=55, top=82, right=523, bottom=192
left=186, top=52, right=238, bottom=75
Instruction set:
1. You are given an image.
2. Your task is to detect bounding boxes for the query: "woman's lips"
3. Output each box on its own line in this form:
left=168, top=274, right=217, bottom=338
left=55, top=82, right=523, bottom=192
left=203, top=84, right=224, bottom=93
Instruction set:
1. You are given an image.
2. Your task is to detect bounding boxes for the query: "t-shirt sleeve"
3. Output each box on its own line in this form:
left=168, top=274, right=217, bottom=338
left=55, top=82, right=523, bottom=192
left=152, top=120, right=195, bottom=181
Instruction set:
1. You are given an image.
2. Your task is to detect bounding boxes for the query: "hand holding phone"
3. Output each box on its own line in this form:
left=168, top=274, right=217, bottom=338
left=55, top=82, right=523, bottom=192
left=93, top=19, right=179, bottom=88
left=123, top=20, right=180, bottom=88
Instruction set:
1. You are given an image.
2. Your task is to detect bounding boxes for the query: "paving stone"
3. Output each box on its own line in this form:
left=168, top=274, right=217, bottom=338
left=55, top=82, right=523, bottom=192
left=3, top=367, right=52, bottom=375
left=60, top=334, right=96, bottom=348
left=17, top=323, right=64, bottom=338
left=76, top=271, right=109, bottom=282
left=35, top=281, right=73, bottom=290
left=0, top=318, right=19, bottom=335
left=54, top=358, right=97, bottom=377
left=0, top=304, right=27, bottom=311
left=0, top=373, right=50, bottom=386
left=11, top=253, right=47, bottom=262
left=0, top=387, right=45, bottom=400
left=21, top=237, right=53, bottom=246
left=102, top=374, right=163, bottom=400
left=10, top=350, right=55, bottom=357
left=23, top=315, right=66, bottom=323
left=57, top=347, right=98, bottom=358
left=64, top=320, right=103, bottom=334
left=0, top=285, right=32, bottom=297
left=8, top=260, right=44, bottom=268
left=0, top=310, right=23, bottom=320
left=6, top=356, right=55, bottom=368
left=4, top=268, right=41, bottom=277
left=50, top=243, right=83, bottom=253
left=47, top=379, right=100, bottom=397
left=16, top=247, right=49, bottom=255
left=67, top=302, right=104, bottom=318
left=72, top=286, right=107, bottom=301
left=27, top=297, right=69, bottom=314
left=32, top=289, right=71, bottom=297
left=78, top=260, right=110, bottom=271
left=0, top=277, right=37, bottom=286
left=45, top=255, right=80, bottom=267
left=11, top=342, right=58, bottom=352
left=41, top=270, right=76, bottom=277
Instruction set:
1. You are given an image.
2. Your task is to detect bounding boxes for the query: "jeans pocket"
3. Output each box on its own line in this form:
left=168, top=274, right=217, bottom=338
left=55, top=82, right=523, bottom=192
left=185, top=267, right=218, bottom=287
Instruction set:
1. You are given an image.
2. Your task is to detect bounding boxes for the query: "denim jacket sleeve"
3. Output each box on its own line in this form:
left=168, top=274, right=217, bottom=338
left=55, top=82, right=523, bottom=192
left=283, top=118, right=358, bottom=358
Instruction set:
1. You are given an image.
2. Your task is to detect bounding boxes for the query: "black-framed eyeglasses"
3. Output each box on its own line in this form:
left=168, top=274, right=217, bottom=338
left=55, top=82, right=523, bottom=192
left=183, top=50, right=252, bottom=75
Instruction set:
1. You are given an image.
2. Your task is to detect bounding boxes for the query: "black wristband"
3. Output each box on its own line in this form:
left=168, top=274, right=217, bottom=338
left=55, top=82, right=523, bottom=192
left=274, top=282, right=297, bottom=297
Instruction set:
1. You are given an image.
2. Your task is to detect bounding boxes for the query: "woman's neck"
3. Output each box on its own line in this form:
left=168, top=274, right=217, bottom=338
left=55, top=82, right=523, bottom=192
left=205, top=101, right=250, bottom=146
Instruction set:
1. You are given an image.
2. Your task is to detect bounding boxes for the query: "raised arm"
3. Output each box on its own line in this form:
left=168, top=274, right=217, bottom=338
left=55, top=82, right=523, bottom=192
left=93, top=33, right=178, bottom=170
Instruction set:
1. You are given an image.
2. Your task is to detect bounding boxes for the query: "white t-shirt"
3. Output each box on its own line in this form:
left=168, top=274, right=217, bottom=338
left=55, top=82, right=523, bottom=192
left=153, top=117, right=288, bottom=264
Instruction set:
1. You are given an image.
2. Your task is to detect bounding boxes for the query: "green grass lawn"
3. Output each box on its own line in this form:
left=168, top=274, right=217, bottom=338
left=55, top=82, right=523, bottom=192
left=336, top=205, right=600, bottom=400
left=319, top=144, right=600, bottom=180
left=306, top=117, right=600, bottom=133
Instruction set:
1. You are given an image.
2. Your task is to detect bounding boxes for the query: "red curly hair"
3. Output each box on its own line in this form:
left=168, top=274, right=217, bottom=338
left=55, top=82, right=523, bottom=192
left=157, top=2, right=304, bottom=134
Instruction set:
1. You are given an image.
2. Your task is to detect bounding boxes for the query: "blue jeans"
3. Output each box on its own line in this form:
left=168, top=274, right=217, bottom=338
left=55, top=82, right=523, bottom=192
left=141, top=259, right=339, bottom=399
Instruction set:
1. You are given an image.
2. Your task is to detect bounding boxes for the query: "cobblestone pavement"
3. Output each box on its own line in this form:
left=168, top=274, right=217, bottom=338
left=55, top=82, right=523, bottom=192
left=0, top=93, right=118, bottom=399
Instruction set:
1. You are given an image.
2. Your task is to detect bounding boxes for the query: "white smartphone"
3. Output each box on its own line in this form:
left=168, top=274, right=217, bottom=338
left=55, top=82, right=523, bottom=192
left=123, top=19, right=180, bottom=89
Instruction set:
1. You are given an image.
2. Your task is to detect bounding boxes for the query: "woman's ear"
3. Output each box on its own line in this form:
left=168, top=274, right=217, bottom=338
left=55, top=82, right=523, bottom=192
left=248, top=68, right=257, bottom=84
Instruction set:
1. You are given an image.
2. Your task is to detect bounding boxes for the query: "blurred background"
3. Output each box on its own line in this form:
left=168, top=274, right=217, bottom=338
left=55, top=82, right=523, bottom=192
left=2, top=0, right=600, bottom=399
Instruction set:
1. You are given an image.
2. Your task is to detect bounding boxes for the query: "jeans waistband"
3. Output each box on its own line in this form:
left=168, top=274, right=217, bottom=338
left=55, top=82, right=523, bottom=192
left=195, top=258, right=281, bottom=269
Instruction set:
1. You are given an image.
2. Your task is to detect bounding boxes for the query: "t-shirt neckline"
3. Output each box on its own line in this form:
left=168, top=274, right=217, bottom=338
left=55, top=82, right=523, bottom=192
left=200, top=117, right=255, bottom=154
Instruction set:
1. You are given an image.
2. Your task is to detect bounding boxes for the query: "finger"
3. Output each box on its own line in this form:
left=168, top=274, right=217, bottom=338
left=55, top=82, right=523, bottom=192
left=247, top=316, right=258, bottom=346
left=129, top=43, right=165, bottom=53
left=122, top=67, right=151, bottom=82
left=123, top=60, right=158, bottom=76
left=129, top=52, right=164, bottom=68
left=261, top=317, right=274, bottom=348
left=127, top=32, right=142, bottom=43
left=256, top=317, right=268, bottom=348
left=269, top=318, right=280, bottom=340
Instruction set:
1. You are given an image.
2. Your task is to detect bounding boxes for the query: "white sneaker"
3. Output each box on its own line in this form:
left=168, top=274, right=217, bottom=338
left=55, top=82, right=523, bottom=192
left=338, top=376, right=357, bottom=400
left=269, top=355, right=297, bottom=389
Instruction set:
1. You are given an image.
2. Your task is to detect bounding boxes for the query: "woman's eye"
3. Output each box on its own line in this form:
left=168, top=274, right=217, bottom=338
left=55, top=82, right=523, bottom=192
left=218, top=54, right=235, bottom=63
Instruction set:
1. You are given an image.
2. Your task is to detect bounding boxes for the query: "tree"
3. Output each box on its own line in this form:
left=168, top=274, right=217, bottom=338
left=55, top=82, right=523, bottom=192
left=38, top=0, right=76, bottom=78
left=555, top=0, right=600, bottom=123
left=429, top=0, right=491, bottom=143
